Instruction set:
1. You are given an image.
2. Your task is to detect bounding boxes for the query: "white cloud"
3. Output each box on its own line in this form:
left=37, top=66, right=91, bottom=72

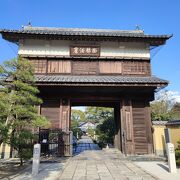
left=173, top=94, right=180, bottom=103
left=155, top=90, right=180, bottom=103
left=167, top=91, right=180, bottom=103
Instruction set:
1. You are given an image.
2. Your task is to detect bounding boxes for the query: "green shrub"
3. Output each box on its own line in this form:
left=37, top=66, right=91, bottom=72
left=72, top=127, right=83, bottom=139
left=11, top=130, right=34, bottom=165
left=175, top=140, right=180, bottom=166
left=87, top=128, right=95, bottom=138
left=96, top=116, right=115, bottom=148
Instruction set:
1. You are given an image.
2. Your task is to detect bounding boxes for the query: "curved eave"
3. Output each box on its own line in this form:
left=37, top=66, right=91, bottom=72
left=35, top=82, right=168, bottom=88
left=0, top=29, right=172, bottom=46
left=34, top=75, right=168, bottom=88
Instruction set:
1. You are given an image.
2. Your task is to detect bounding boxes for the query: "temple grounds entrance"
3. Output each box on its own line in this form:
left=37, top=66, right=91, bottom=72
left=71, top=102, right=122, bottom=154
left=73, top=136, right=100, bottom=155
left=39, top=85, right=154, bottom=156
left=0, top=25, right=171, bottom=158
left=71, top=105, right=116, bottom=155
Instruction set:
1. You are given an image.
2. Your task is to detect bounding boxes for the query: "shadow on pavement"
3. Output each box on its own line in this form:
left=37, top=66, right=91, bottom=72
left=157, top=163, right=169, bottom=172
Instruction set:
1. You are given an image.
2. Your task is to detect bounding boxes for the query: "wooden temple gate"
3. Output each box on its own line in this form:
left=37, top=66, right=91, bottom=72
left=0, top=25, right=171, bottom=156
left=38, top=85, right=154, bottom=155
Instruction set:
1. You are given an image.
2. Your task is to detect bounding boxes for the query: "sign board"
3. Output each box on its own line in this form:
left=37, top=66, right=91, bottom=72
left=32, top=143, right=41, bottom=176
left=166, top=143, right=177, bottom=173
left=70, top=45, right=100, bottom=57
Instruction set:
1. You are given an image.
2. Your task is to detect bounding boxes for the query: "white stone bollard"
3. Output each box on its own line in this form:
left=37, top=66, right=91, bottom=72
left=93, top=131, right=96, bottom=140
left=32, top=143, right=41, bottom=176
left=77, top=132, right=79, bottom=139
left=166, top=143, right=177, bottom=173
left=106, top=144, right=109, bottom=149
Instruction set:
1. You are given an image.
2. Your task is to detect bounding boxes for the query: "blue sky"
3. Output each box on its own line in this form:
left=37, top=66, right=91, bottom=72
left=0, top=0, right=180, bottom=96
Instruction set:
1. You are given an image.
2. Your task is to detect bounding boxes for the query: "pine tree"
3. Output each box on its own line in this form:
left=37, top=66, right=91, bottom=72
left=0, top=57, right=50, bottom=165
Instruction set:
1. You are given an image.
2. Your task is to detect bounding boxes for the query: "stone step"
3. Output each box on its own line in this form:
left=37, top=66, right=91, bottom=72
left=127, top=155, right=166, bottom=162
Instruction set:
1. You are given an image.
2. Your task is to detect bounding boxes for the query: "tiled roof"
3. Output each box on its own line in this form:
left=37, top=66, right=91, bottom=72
left=152, top=121, right=168, bottom=125
left=166, top=120, right=180, bottom=126
left=152, top=120, right=180, bottom=126
left=0, top=26, right=172, bottom=40
left=35, top=75, right=168, bottom=85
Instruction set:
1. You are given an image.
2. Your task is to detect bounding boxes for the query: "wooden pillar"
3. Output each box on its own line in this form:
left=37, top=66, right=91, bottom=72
left=59, top=98, right=71, bottom=131
left=59, top=98, right=71, bottom=156
left=145, top=101, right=153, bottom=154
left=114, top=104, right=121, bottom=150
left=121, top=99, right=134, bottom=154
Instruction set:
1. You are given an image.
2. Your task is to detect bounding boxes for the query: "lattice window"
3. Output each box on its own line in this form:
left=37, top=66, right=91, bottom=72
left=123, top=61, right=151, bottom=75
left=30, top=60, right=47, bottom=73
left=48, top=60, right=71, bottom=74
left=99, top=61, right=122, bottom=74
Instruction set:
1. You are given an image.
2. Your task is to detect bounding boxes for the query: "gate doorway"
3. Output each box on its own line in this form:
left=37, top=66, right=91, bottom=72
left=71, top=102, right=122, bottom=155
left=39, top=85, right=154, bottom=156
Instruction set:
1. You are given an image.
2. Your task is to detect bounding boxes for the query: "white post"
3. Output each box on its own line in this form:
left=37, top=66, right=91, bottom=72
left=77, top=132, right=79, bottom=139
left=166, top=143, right=177, bottom=173
left=32, top=143, right=41, bottom=176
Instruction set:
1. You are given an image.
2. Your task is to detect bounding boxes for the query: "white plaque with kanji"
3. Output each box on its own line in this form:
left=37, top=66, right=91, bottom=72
left=70, top=46, right=100, bottom=57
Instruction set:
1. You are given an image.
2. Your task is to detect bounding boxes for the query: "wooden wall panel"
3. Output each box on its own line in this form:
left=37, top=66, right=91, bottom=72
left=41, top=99, right=60, bottom=129
left=72, top=61, right=98, bottom=75
left=48, top=60, right=71, bottom=74
left=29, top=58, right=151, bottom=76
left=30, top=60, right=47, bottom=73
left=125, top=111, right=132, bottom=141
left=123, top=61, right=151, bottom=76
left=132, top=101, right=148, bottom=154
left=99, top=61, right=122, bottom=74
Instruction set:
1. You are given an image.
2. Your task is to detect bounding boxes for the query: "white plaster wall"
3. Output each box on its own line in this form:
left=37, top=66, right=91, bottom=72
left=100, top=41, right=150, bottom=58
left=18, top=39, right=150, bottom=58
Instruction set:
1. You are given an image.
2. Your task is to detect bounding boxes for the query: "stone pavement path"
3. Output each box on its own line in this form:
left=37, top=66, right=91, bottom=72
left=73, top=136, right=100, bottom=155
left=60, top=136, right=157, bottom=180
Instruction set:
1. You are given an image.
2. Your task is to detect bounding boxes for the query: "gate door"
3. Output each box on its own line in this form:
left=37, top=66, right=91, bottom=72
left=39, top=129, right=72, bottom=156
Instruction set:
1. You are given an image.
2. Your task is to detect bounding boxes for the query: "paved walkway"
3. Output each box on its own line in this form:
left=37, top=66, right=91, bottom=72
left=73, top=136, right=100, bottom=155
left=0, top=157, right=67, bottom=180
left=60, top=136, right=157, bottom=180
left=135, top=161, right=180, bottom=180
left=2, top=137, right=179, bottom=179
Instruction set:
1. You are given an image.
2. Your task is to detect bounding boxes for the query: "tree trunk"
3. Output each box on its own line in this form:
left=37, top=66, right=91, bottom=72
left=20, top=156, right=23, bottom=166
left=0, top=138, right=2, bottom=147
left=19, top=146, right=23, bottom=166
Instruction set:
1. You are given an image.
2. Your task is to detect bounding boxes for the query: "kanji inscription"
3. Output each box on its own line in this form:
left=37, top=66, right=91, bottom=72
left=70, top=46, right=100, bottom=57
